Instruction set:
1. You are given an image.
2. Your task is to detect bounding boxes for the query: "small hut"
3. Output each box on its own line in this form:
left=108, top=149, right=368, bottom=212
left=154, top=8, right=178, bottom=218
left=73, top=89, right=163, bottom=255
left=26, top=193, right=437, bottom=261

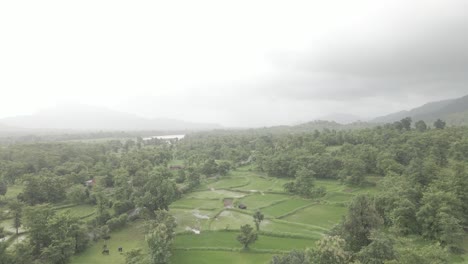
left=238, top=204, right=247, bottom=210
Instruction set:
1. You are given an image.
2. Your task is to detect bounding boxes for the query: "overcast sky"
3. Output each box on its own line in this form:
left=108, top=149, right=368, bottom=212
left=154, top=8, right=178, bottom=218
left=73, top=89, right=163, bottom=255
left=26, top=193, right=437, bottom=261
left=1, top=0, right=467, bottom=127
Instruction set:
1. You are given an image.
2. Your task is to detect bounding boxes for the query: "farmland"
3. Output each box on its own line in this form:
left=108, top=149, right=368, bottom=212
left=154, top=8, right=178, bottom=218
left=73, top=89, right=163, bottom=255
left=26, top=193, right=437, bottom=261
left=69, top=166, right=377, bottom=264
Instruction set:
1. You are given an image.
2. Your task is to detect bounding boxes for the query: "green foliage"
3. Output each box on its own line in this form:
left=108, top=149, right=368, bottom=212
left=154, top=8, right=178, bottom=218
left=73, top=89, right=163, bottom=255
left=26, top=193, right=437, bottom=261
left=0, top=180, right=7, bottom=196
left=23, top=205, right=89, bottom=263
left=341, top=195, right=383, bottom=252
left=8, top=200, right=23, bottom=235
left=387, top=243, right=449, bottom=264
left=434, top=119, right=446, bottom=129
left=136, top=167, right=178, bottom=211
left=237, top=224, right=258, bottom=249
left=284, top=168, right=326, bottom=198
left=253, top=211, right=264, bottom=231
left=415, top=120, right=427, bottom=132
left=312, top=235, right=350, bottom=264
left=356, top=232, right=396, bottom=264
left=106, top=213, right=128, bottom=231
left=125, top=248, right=147, bottom=264
left=270, top=250, right=309, bottom=264
left=146, top=224, right=172, bottom=264
left=67, top=184, right=89, bottom=204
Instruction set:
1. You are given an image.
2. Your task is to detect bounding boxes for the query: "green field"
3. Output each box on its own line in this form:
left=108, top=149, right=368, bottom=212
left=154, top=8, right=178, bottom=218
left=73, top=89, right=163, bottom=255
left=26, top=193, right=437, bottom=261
left=68, top=167, right=380, bottom=264
left=171, top=250, right=274, bottom=264
left=71, top=221, right=146, bottom=264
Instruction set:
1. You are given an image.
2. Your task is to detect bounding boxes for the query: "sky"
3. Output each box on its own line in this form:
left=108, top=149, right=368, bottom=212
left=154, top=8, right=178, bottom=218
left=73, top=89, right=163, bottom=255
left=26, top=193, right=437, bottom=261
left=1, top=0, right=467, bottom=127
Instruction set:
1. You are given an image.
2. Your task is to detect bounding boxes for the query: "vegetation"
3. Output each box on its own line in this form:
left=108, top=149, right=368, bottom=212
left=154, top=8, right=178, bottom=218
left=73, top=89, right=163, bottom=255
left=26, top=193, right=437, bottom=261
left=1, top=117, right=468, bottom=263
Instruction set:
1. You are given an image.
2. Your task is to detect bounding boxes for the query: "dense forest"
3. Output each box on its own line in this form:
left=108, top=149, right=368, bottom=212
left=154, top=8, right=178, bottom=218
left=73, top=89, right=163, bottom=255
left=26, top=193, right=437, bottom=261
left=0, top=118, right=468, bottom=263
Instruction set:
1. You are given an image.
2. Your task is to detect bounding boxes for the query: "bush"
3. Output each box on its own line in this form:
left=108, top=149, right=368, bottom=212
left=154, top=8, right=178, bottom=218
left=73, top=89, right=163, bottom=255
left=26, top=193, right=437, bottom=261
left=113, top=200, right=134, bottom=215
left=106, top=213, right=128, bottom=231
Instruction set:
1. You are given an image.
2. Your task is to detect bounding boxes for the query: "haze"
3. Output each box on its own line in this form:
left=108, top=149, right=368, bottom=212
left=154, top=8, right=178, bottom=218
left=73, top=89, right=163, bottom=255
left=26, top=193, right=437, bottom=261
left=1, top=0, right=467, bottom=127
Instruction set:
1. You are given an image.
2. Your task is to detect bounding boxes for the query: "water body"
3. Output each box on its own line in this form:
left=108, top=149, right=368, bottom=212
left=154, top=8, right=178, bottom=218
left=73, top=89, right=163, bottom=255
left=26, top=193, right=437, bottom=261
left=143, top=134, right=185, bottom=140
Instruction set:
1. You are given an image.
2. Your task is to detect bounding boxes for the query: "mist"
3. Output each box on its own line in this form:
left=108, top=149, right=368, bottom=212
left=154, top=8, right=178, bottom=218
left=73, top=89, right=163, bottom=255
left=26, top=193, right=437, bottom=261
left=1, top=0, right=467, bottom=128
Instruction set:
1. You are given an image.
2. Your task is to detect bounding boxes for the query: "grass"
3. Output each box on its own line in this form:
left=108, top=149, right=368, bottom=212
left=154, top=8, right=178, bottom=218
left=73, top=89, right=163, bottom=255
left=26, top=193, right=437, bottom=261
left=67, top=166, right=384, bottom=264
left=171, top=209, right=213, bottom=232
left=207, top=177, right=250, bottom=189
left=210, top=210, right=253, bottom=231
left=170, top=198, right=221, bottom=210
left=70, top=220, right=146, bottom=264
left=58, top=204, right=96, bottom=219
left=239, top=193, right=289, bottom=209
left=185, top=190, right=246, bottom=199
left=261, top=199, right=312, bottom=218
left=171, top=250, right=274, bottom=264
left=173, top=231, right=315, bottom=250
left=282, top=204, right=346, bottom=228
left=4, top=185, right=23, bottom=199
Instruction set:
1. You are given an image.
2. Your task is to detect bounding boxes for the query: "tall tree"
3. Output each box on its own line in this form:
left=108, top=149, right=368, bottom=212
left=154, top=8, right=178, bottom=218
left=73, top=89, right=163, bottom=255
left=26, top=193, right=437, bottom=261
left=400, top=117, right=412, bottom=131
left=146, top=224, right=172, bottom=264
left=0, top=180, right=7, bottom=197
left=433, top=119, right=446, bottom=129
left=137, top=167, right=178, bottom=211
left=237, top=224, right=258, bottom=249
left=253, top=211, right=264, bottom=231
left=415, top=120, right=427, bottom=132
left=312, top=235, right=350, bottom=264
left=8, top=200, right=23, bottom=235
left=342, top=195, right=383, bottom=252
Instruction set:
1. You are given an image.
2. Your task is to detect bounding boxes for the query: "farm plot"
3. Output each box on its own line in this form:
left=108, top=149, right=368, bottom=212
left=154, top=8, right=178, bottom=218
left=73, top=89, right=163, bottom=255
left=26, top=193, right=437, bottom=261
left=210, top=210, right=252, bottom=231
left=171, top=208, right=214, bottom=233
left=239, top=193, right=289, bottom=210
left=173, top=231, right=315, bottom=251
left=170, top=198, right=221, bottom=210
left=171, top=250, right=274, bottom=264
left=207, top=176, right=250, bottom=189
left=282, top=204, right=346, bottom=228
left=185, top=190, right=246, bottom=200
left=261, top=199, right=312, bottom=218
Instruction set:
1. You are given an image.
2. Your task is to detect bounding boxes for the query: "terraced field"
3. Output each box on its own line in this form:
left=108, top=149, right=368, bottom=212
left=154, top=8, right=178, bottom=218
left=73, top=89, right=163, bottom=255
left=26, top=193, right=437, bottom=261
left=69, top=166, right=379, bottom=264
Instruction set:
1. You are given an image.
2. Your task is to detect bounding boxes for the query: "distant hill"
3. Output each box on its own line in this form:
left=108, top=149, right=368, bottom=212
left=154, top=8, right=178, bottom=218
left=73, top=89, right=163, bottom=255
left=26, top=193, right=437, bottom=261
left=372, top=94, right=468, bottom=126
left=316, top=113, right=365, bottom=124
left=0, top=104, right=222, bottom=131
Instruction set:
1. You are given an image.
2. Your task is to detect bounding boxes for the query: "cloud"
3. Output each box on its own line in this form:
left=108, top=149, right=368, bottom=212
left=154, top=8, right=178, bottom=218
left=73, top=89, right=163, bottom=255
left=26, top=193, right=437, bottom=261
left=262, top=0, right=468, bottom=102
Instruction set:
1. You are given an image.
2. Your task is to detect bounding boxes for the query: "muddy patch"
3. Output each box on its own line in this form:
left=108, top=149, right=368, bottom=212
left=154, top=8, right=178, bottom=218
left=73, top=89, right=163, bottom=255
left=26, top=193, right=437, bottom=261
left=223, top=198, right=233, bottom=208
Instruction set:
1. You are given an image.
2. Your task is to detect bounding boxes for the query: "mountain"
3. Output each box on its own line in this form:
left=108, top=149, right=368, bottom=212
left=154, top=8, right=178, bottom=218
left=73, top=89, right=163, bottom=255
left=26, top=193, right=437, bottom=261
left=372, top=94, right=468, bottom=126
left=0, top=104, right=222, bottom=131
left=316, top=113, right=365, bottom=124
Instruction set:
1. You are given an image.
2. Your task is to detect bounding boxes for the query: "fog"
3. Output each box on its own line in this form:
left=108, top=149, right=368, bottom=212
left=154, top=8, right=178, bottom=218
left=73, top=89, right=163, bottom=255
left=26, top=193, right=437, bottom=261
left=1, top=0, right=467, bottom=127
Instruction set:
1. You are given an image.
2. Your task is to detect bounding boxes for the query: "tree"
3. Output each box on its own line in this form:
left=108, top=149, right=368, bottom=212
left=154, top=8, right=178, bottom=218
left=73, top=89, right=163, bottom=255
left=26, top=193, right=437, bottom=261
left=137, top=167, right=178, bottom=211
left=416, top=187, right=463, bottom=249
left=386, top=244, right=449, bottom=264
left=284, top=168, right=326, bottom=198
left=67, top=184, right=88, bottom=204
left=237, top=224, right=258, bottom=249
left=271, top=250, right=309, bottom=264
left=217, top=161, right=231, bottom=176
left=433, top=119, right=446, bottom=129
left=415, top=120, right=427, bottom=132
left=339, top=157, right=367, bottom=186
left=253, top=211, right=264, bottom=231
left=0, top=180, right=7, bottom=197
left=400, top=117, right=412, bottom=131
left=8, top=200, right=23, bottom=235
left=125, top=248, right=146, bottom=264
left=342, top=195, right=383, bottom=252
left=311, top=235, right=350, bottom=264
left=357, top=232, right=396, bottom=264
left=146, top=224, right=172, bottom=264
left=0, top=242, right=13, bottom=264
